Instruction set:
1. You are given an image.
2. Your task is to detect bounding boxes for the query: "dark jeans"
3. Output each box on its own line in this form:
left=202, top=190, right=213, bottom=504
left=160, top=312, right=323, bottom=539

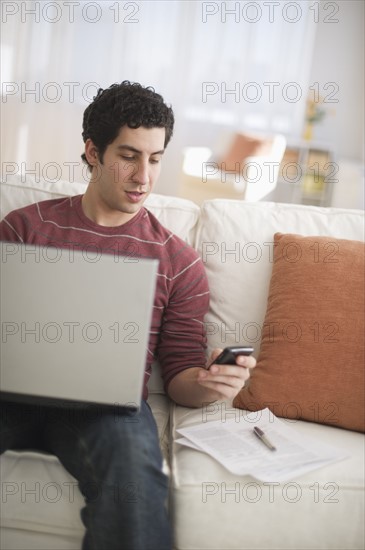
left=0, top=399, right=172, bottom=550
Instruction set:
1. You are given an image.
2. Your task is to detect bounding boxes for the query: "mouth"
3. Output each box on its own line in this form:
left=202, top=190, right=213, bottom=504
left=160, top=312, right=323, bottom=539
left=125, top=191, right=146, bottom=203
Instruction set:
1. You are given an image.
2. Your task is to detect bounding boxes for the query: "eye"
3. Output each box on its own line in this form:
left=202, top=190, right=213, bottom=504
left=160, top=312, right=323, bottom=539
left=150, top=157, right=161, bottom=164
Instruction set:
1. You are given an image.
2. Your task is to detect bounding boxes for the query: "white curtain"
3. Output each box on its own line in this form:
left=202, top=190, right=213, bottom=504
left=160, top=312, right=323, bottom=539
left=1, top=0, right=317, bottom=195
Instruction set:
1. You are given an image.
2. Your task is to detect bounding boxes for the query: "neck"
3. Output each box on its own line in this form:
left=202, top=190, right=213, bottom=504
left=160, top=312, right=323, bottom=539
left=81, top=185, right=139, bottom=227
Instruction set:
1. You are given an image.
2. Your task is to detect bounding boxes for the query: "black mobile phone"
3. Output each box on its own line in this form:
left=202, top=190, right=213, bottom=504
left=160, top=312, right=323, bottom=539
left=209, top=346, right=254, bottom=367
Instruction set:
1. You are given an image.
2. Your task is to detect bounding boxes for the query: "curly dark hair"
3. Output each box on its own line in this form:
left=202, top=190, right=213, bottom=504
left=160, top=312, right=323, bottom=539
left=81, top=81, right=174, bottom=168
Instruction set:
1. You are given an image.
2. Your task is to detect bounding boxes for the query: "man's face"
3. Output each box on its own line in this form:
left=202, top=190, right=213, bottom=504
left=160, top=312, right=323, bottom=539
left=84, top=125, right=165, bottom=226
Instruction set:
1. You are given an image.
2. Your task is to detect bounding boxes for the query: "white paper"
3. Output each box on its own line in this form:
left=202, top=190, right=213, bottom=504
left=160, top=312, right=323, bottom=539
left=176, top=408, right=348, bottom=482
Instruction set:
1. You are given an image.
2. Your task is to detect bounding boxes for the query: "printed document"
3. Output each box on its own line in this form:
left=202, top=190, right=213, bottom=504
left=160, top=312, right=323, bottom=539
left=176, top=408, right=348, bottom=482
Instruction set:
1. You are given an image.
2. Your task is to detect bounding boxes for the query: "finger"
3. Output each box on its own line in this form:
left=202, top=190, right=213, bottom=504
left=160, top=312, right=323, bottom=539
left=198, top=377, right=248, bottom=391
left=198, top=367, right=250, bottom=385
left=207, top=364, right=251, bottom=379
left=197, top=379, right=244, bottom=400
left=235, top=355, right=257, bottom=368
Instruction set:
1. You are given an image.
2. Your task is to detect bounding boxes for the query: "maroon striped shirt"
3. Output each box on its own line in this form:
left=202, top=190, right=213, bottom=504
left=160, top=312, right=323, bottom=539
left=0, top=195, right=210, bottom=400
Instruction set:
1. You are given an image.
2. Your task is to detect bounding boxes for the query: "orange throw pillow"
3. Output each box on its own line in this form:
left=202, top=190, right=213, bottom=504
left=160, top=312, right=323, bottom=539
left=233, top=232, right=365, bottom=433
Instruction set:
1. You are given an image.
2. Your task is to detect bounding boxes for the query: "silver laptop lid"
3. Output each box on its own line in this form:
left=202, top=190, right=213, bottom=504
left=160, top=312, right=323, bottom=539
left=0, top=242, right=158, bottom=408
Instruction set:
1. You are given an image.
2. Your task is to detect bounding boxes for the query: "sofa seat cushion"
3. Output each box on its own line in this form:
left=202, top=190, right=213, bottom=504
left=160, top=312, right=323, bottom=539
left=170, top=400, right=365, bottom=550
left=0, top=393, right=170, bottom=543
left=0, top=450, right=85, bottom=539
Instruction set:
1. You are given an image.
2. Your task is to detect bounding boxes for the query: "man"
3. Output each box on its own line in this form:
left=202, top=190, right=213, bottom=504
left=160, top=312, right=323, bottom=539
left=0, top=81, right=256, bottom=550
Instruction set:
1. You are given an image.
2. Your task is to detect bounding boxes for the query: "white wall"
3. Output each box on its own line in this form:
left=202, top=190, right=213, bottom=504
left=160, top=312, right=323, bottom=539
left=300, top=0, right=364, bottom=209
left=308, top=0, right=364, bottom=162
left=262, top=0, right=364, bottom=209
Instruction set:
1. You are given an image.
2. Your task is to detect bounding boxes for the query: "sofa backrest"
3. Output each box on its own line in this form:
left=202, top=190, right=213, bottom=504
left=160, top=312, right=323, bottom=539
left=195, top=199, right=365, bottom=357
left=0, top=174, right=200, bottom=245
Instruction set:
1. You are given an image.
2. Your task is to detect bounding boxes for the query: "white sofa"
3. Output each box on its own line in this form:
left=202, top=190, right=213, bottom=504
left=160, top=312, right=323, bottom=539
left=1, top=174, right=364, bottom=550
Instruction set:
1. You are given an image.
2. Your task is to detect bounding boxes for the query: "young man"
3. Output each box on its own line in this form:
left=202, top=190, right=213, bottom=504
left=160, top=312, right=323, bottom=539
left=0, top=81, right=256, bottom=550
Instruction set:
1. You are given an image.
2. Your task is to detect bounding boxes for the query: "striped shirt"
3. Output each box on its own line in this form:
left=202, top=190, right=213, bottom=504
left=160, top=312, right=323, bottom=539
left=0, top=195, right=210, bottom=400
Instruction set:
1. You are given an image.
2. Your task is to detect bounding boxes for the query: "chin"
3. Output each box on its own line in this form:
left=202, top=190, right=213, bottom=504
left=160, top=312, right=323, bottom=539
left=120, top=202, right=143, bottom=213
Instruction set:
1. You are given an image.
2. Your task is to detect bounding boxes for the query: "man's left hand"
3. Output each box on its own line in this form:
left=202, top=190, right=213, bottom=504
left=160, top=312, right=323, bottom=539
left=197, top=348, right=257, bottom=401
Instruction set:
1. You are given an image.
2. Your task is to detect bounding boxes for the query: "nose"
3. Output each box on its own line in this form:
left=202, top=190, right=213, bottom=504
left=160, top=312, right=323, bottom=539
left=131, top=160, right=149, bottom=186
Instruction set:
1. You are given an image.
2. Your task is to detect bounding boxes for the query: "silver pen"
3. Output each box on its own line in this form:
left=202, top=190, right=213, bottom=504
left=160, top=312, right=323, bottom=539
left=253, top=426, right=277, bottom=451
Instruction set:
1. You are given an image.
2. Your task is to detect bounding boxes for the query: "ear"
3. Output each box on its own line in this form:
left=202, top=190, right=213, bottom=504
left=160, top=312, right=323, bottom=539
left=84, top=139, right=100, bottom=167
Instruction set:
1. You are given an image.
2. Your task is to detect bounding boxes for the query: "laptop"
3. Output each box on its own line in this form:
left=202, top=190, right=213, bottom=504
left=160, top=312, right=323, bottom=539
left=0, top=242, right=158, bottom=409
